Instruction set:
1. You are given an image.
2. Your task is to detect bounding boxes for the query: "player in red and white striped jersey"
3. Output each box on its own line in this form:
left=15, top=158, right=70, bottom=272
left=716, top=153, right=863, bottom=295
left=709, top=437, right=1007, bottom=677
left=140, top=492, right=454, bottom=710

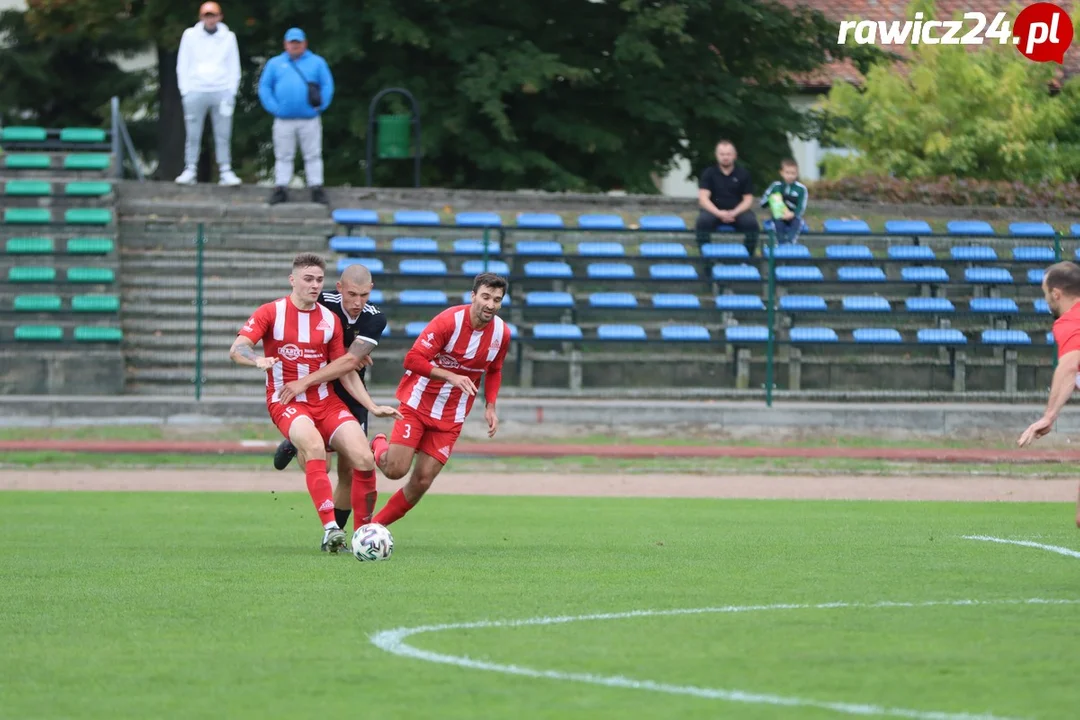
left=230, top=253, right=401, bottom=552
left=368, top=272, right=511, bottom=527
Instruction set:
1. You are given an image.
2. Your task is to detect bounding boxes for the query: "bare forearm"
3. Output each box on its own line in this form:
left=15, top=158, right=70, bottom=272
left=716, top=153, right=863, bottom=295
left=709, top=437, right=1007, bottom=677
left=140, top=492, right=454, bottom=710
left=230, top=340, right=259, bottom=367
left=698, top=197, right=724, bottom=217
left=1043, top=364, right=1077, bottom=422
left=732, top=196, right=754, bottom=216
left=337, top=372, right=376, bottom=411
left=296, top=354, right=360, bottom=390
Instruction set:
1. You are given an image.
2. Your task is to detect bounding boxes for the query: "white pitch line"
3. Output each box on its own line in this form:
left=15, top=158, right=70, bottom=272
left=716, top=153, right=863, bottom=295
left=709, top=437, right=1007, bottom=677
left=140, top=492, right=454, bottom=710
left=371, top=598, right=1080, bottom=720
left=962, top=535, right=1080, bottom=559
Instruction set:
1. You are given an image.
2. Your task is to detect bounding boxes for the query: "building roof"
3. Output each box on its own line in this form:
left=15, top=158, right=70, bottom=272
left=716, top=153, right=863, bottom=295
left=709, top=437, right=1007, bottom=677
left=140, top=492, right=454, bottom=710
left=786, top=0, right=1080, bottom=89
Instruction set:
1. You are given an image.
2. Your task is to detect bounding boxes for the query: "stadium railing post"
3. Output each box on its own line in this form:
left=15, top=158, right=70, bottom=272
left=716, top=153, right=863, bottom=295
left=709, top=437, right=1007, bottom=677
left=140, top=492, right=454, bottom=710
left=482, top=226, right=490, bottom=273
left=764, top=225, right=778, bottom=408
left=193, top=223, right=206, bottom=400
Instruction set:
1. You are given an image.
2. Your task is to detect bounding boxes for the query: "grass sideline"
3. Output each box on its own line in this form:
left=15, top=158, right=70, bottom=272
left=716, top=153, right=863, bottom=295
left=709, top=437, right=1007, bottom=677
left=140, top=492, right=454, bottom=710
left=2, top=449, right=1079, bottom=476
left=1, top=492, right=1076, bottom=719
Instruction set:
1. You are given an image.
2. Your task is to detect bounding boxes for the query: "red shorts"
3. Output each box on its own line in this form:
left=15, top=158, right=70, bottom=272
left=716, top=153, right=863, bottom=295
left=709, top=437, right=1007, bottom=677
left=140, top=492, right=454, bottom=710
left=390, top=403, right=463, bottom=464
left=269, top=398, right=359, bottom=447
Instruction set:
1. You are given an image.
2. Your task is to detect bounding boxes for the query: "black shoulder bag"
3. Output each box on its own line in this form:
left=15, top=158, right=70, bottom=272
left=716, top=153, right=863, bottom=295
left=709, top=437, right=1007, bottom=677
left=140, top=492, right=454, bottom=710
left=289, top=60, right=322, bottom=108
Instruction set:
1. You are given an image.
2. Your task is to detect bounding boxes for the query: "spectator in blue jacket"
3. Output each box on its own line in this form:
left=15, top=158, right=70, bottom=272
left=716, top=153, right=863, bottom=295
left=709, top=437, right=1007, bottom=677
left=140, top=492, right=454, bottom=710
left=258, top=28, right=335, bottom=205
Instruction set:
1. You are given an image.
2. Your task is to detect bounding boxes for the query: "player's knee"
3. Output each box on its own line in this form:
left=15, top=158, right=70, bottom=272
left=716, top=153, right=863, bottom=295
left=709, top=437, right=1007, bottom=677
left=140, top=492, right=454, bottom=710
left=409, top=471, right=436, bottom=493
left=294, top=437, right=325, bottom=462
left=348, top=448, right=376, bottom=473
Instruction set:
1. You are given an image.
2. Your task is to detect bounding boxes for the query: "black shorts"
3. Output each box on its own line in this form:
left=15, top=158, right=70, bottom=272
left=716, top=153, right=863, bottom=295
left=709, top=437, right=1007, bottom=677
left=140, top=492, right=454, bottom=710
left=332, top=380, right=368, bottom=433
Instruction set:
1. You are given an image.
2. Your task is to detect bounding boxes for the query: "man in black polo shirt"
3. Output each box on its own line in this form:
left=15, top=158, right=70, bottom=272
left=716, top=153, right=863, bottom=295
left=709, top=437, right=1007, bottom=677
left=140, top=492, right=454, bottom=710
left=695, top=140, right=760, bottom=257
left=272, top=263, right=388, bottom=544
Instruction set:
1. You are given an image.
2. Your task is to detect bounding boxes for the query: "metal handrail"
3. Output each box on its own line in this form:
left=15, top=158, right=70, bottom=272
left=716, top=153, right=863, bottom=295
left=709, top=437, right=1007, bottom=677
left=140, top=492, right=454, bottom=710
left=110, top=96, right=145, bottom=181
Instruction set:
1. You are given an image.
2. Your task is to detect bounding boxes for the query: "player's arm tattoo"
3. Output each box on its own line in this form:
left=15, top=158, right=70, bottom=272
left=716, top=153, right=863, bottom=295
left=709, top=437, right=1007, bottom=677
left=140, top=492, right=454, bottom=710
left=348, top=337, right=377, bottom=361
left=230, top=338, right=259, bottom=366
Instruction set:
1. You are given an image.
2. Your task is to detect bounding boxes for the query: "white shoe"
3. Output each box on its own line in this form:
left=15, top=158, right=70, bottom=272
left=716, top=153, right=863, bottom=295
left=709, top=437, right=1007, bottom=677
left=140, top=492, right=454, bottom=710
left=174, top=167, right=197, bottom=185
left=219, top=169, right=241, bottom=187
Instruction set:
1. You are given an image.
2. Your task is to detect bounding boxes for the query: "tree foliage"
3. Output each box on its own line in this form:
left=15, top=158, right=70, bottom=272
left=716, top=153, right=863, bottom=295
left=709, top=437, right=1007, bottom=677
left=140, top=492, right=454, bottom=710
left=1, top=0, right=872, bottom=191
left=819, top=0, right=1080, bottom=183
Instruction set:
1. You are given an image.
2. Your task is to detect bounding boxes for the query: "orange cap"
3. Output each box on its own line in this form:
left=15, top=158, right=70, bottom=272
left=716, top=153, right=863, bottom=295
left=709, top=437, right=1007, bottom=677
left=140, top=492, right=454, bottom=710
left=199, top=2, right=222, bottom=16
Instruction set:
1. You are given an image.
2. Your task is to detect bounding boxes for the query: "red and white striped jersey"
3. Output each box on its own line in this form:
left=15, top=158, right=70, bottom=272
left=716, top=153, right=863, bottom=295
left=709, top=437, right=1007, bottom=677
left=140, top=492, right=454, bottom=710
left=397, top=305, right=511, bottom=426
left=238, top=297, right=345, bottom=406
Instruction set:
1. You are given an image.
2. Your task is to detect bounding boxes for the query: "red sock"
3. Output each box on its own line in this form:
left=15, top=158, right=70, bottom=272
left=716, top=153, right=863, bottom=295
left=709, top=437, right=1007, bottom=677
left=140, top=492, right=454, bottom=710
left=372, top=434, right=389, bottom=470
left=372, top=488, right=414, bottom=527
left=304, top=459, right=336, bottom=526
left=351, top=468, right=378, bottom=531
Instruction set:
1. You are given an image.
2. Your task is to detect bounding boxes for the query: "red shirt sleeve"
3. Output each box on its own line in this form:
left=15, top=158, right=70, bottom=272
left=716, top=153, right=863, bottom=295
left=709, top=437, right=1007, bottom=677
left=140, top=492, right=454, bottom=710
left=403, top=311, right=454, bottom=377
left=238, top=304, right=272, bottom=343
left=327, top=318, right=345, bottom=361
left=1055, top=317, right=1080, bottom=358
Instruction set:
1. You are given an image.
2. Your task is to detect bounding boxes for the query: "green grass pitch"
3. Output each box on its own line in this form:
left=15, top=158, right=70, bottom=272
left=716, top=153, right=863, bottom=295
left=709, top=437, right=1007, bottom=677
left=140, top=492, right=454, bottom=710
left=1, top=492, right=1077, bottom=719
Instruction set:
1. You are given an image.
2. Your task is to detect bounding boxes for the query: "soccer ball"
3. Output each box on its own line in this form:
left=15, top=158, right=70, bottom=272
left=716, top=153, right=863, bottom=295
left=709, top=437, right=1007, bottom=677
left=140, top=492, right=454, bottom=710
left=352, top=523, right=394, bottom=562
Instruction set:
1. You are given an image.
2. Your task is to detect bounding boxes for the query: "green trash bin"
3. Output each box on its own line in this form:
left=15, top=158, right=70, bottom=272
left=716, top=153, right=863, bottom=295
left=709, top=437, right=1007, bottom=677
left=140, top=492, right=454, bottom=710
left=377, top=114, right=412, bottom=159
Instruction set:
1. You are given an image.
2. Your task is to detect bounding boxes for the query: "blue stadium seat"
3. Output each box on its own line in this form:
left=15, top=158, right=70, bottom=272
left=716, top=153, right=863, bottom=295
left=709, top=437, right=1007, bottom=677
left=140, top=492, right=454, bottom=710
left=455, top=212, right=502, bottom=227
left=1028, top=269, right=1044, bottom=284
left=381, top=325, right=390, bottom=336
left=947, top=220, right=994, bottom=236
left=964, top=267, right=1013, bottom=284
left=901, top=266, right=950, bottom=283
left=843, top=296, right=891, bottom=312
left=329, top=235, right=376, bottom=253
left=461, top=259, right=510, bottom=276
left=661, top=325, right=710, bottom=341
left=405, top=321, right=428, bottom=337
left=516, top=213, right=563, bottom=229
left=701, top=243, right=749, bottom=259
left=823, top=219, right=871, bottom=234
left=533, top=323, right=583, bottom=340
left=775, top=266, right=824, bottom=282
left=888, top=245, right=936, bottom=261
left=639, top=242, right=688, bottom=258
left=1048, top=330, right=1056, bottom=344
left=779, top=295, right=827, bottom=312
left=1012, top=246, right=1054, bottom=262
left=337, top=258, right=383, bottom=274
left=453, top=239, right=501, bottom=255
left=713, top=264, right=761, bottom=282
left=391, top=237, right=438, bottom=254
left=853, top=328, right=903, bottom=344
left=1009, top=222, right=1055, bottom=237
left=715, top=295, right=764, bottom=311
left=917, top=328, right=967, bottom=344
left=515, top=240, right=564, bottom=256
left=790, top=327, right=839, bottom=343
left=825, top=244, right=873, bottom=260
left=712, top=224, right=736, bottom=233
left=524, top=261, right=573, bottom=278
left=393, top=210, right=440, bottom=226
left=981, top=329, right=1031, bottom=345
left=507, top=323, right=519, bottom=339
left=577, top=242, right=625, bottom=257
left=577, top=214, right=624, bottom=230
left=589, top=292, right=638, bottom=308
left=837, top=266, right=887, bottom=282
left=332, top=208, right=378, bottom=226
left=460, top=290, right=511, bottom=306
left=398, top=289, right=448, bottom=306
left=525, top=291, right=574, bottom=308
left=588, top=263, right=635, bottom=279
left=369, top=289, right=385, bottom=305
left=884, top=220, right=932, bottom=235
left=905, top=297, right=955, bottom=313
left=639, top=215, right=687, bottom=231
left=1072, top=224, right=1080, bottom=237
left=1035, top=299, right=1050, bottom=314
left=725, top=326, right=769, bottom=343
left=651, top=293, right=700, bottom=309
left=950, top=245, right=997, bottom=262
left=969, top=298, right=1019, bottom=314
left=597, top=324, right=647, bottom=341
left=763, top=243, right=811, bottom=259
left=649, top=264, right=698, bottom=280
left=399, top=259, right=447, bottom=276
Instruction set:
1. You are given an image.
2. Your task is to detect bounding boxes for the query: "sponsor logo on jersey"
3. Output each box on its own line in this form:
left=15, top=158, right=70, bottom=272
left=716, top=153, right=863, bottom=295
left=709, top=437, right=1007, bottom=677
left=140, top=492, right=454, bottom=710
left=279, top=344, right=302, bottom=361
left=315, top=320, right=332, bottom=333
left=435, top=353, right=462, bottom=370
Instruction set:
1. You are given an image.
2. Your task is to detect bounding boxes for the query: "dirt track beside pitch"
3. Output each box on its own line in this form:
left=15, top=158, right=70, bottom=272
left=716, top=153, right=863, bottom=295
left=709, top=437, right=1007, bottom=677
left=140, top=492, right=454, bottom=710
left=0, top=469, right=1073, bottom=502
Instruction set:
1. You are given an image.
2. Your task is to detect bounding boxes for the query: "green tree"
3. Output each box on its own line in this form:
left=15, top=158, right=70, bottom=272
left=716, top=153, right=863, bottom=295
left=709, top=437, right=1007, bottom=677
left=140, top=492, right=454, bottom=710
left=819, top=1, right=1080, bottom=182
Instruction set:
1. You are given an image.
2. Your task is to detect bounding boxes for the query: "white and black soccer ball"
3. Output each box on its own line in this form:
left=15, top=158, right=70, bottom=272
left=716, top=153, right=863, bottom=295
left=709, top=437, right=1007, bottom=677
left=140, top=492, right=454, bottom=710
left=352, top=523, right=394, bottom=562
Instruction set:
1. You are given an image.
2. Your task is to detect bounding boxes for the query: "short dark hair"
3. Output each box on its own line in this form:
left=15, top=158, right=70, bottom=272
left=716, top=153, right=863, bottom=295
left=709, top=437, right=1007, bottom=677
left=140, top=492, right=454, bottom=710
left=1045, top=261, right=1080, bottom=297
left=780, top=158, right=798, bottom=169
left=292, top=253, right=325, bottom=272
left=472, top=272, right=508, bottom=294
left=716, top=139, right=736, bottom=150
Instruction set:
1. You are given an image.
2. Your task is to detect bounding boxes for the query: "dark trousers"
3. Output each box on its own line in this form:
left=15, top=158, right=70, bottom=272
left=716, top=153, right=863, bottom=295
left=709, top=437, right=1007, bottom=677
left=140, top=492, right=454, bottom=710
left=695, top=210, right=760, bottom=257
left=772, top=216, right=803, bottom=245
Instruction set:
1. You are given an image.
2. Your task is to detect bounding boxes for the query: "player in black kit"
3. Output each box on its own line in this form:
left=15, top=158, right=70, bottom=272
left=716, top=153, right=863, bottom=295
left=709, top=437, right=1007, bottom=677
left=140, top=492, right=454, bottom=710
left=272, top=263, right=388, bottom=541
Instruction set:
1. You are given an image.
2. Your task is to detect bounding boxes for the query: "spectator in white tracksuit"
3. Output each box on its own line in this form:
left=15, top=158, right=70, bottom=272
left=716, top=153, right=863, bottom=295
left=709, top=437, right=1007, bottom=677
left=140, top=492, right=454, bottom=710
left=258, top=27, right=335, bottom=205
left=175, top=1, right=241, bottom=187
